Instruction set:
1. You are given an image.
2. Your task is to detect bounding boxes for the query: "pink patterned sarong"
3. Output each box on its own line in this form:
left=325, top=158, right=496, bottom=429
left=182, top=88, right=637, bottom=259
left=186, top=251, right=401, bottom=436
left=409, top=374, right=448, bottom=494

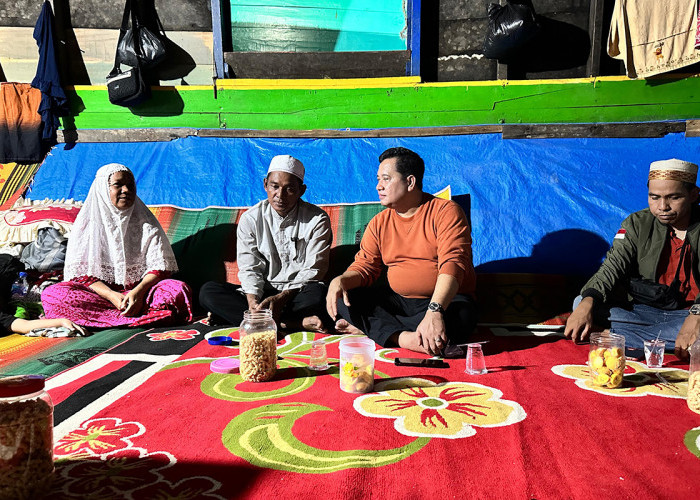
left=42, top=279, right=193, bottom=328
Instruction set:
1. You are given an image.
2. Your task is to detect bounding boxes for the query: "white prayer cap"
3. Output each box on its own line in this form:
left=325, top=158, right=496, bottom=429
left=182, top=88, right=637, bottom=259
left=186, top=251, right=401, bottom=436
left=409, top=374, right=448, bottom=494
left=267, top=155, right=305, bottom=182
left=649, top=158, right=698, bottom=184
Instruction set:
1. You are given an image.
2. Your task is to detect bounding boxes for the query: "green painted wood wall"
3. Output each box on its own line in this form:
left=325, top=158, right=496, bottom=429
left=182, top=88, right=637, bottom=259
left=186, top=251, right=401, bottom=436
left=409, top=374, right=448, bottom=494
left=62, top=76, right=700, bottom=131
left=229, top=0, right=407, bottom=52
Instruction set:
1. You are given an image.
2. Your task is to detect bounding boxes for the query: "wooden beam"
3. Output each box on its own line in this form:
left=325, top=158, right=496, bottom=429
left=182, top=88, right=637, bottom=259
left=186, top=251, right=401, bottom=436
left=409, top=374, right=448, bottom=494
left=210, top=0, right=226, bottom=79
left=57, top=121, right=696, bottom=143
left=586, top=0, right=606, bottom=77
left=502, top=122, right=686, bottom=140
left=407, top=0, right=421, bottom=77
left=223, top=50, right=410, bottom=79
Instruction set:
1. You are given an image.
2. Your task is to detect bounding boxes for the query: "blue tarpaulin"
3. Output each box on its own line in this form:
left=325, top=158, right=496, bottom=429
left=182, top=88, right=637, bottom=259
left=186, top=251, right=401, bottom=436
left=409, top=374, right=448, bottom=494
left=29, top=133, right=700, bottom=274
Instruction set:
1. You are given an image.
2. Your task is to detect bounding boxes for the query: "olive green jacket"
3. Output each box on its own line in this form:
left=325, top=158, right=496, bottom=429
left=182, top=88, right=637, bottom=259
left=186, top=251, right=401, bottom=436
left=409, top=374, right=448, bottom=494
left=581, top=207, right=700, bottom=306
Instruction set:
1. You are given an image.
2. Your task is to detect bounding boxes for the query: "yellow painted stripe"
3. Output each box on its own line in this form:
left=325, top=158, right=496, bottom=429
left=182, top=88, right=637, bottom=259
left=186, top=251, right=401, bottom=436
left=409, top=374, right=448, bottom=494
left=67, top=73, right=700, bottom=93
left=69, top=85, right=214, bottom=91
left=216, top=76, right=422, bottom=90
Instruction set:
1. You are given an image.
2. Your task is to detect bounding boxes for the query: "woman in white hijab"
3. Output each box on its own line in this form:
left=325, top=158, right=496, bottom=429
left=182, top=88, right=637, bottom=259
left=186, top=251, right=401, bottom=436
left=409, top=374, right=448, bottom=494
left=42, top=163, right=193, bottom=327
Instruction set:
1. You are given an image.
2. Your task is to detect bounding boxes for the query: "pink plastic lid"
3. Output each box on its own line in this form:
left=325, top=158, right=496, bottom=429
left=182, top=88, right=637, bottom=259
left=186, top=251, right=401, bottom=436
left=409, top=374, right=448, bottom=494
left=210, top=358, right=240, bottom=374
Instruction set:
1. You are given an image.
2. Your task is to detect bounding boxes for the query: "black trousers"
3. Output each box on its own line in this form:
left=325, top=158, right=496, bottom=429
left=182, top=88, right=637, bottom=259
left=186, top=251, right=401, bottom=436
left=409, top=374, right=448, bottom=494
left=335, top=286, right=477, bottom=347
left=199, top=281, right=331, bottom=328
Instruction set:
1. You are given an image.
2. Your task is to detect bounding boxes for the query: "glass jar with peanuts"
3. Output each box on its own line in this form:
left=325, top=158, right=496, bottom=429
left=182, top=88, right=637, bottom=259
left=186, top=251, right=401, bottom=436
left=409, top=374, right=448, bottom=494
left=687, top=338, right=700, bottom=414
left=239, top=309, right=278, bottom=382
left=0, top=375, right=54, bottom=498
left=588, top=331, right=625, bottom=389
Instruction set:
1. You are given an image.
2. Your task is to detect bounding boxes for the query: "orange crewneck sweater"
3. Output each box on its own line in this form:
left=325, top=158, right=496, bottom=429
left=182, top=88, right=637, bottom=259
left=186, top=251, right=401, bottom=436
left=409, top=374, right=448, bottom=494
left=348, top=195, right=475, bottom=298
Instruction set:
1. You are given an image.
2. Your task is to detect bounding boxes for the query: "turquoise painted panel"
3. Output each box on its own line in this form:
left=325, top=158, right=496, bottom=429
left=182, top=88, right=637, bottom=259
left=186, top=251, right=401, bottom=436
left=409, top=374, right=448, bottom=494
left=229, top=0, right=407, bottom=52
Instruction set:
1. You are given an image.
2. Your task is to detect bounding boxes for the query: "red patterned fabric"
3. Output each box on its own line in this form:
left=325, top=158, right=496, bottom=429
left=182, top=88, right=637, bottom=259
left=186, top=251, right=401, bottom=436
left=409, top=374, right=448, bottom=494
left=41, top=279, right=193, bottom=328
left=73, top=270, right=171, bottom=289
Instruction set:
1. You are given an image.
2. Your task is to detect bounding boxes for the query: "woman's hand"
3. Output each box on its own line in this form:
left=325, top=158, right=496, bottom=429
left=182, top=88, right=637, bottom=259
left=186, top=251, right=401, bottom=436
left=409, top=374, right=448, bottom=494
left=107, top=290, right=125, bottom=310
left=54, top=318, right=89, bottom=336
left=120, top=289, right=146, bottom=317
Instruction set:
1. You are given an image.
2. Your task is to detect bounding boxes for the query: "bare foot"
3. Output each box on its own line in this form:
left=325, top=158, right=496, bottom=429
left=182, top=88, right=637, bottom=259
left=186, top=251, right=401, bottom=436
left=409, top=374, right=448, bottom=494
left=334, top=319, right=364, bottom=335
left=397, top=331, right=429, bottom=355
left=301, top=315, right=328, bottom=333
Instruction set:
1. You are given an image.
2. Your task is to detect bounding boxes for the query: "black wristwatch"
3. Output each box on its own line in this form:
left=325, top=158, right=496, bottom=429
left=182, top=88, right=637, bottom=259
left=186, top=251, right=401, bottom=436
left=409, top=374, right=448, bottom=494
left=689, top=304, right=700, bottom=315
left=428, top=302, right=445, bottom=314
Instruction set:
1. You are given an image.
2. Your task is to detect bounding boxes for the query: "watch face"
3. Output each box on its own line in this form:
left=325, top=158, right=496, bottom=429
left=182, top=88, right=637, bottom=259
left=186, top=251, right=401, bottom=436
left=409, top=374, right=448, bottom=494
left=691, top=305, right=700, bottom=315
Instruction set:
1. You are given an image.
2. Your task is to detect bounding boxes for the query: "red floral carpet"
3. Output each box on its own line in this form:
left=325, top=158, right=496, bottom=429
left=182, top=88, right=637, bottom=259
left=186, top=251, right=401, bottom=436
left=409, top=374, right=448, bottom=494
left=45, top=322, right=700, bottom=499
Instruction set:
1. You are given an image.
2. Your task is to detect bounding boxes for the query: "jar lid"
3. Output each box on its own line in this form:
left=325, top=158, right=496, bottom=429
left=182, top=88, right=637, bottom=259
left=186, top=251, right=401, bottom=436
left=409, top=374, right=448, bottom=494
left=0, top=375, right=45, bottom=397
left=210, top=358, right=240, bottom=374
left=208, top=336, right=234, bottom=346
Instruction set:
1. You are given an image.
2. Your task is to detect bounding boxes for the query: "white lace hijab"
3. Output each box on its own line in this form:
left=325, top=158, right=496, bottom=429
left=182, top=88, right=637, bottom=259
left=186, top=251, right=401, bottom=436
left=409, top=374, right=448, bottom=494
left=64, top=163, right=178, bottom=285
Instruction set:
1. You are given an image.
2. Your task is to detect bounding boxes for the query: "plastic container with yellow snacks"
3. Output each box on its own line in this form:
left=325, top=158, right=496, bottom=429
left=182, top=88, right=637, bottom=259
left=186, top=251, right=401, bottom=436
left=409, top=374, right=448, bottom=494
left=0, top=375, right=54, bottom=499
left=339, top=336, right=376, bottom=393
left=589, top=332, right=625, bottom=389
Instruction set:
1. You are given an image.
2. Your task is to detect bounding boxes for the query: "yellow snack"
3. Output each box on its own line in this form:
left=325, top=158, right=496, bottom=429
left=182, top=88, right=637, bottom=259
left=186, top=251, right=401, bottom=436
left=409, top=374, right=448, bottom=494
left=608, top=372, right=623, bottom=388
left=596, top=373, right=610, bottom=385
left=608, top=347, right=623, bottom=358
left=605, top=357, right=621, bottom=370
left=342, top=362, right=358, bottom=378
left=591, top=356, right=605, bottom=369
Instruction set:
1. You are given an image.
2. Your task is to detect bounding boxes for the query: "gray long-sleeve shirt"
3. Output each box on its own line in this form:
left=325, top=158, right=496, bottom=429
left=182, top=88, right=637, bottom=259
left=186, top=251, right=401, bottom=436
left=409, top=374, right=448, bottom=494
left=237, top=199, right=332, bottom=299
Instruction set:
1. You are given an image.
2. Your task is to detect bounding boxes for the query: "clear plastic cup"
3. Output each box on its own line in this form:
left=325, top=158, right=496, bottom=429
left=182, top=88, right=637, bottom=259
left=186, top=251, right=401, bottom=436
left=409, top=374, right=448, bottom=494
left=339, top=337, right=375, bottom=393
left=465, top=343, right=487, bottom=375
left=309, top=339, right=328, bottom=371
left=643, top=340, right=665, bottom=369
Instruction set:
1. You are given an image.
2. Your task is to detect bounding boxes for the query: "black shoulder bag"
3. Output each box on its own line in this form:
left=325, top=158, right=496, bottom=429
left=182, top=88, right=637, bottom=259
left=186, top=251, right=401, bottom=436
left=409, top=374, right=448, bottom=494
left=106, top=0, right=150, bottom=107
left=628, top=239, right=690, bottom=310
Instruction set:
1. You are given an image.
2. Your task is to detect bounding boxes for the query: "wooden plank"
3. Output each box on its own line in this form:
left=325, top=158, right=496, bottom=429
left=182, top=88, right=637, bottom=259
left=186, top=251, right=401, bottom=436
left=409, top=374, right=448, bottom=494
left=224, top=50, right=410, bottom=78
left=210, top=0, right=226, bottom=79
left=56, top=121, right=694, bottom=142
left=586, top=0, right=605, bottom=77
left=59, top=76, right=700, bottom=131
left=685, top=120, right=700, bottom=137
left=502, top=122, right=686, bottom=140
left=55, top=125, right=504, bottom=142
left=228, top=0, right=406, bottom=53
left=57, top=128, right=199, bottom=143
left=407, top=0, right=421, bottom=76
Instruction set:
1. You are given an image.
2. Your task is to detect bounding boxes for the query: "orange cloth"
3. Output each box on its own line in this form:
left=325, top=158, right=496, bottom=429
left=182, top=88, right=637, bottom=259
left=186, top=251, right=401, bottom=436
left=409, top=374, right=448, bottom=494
left=0, top=83, right=42, bottom=163
left=348, top=195, right=475, bottom=298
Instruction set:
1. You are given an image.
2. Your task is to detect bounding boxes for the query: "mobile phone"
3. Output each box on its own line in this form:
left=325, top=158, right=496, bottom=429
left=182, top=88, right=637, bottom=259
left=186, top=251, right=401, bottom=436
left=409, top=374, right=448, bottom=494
left=394, top=357, right=449, bottom=368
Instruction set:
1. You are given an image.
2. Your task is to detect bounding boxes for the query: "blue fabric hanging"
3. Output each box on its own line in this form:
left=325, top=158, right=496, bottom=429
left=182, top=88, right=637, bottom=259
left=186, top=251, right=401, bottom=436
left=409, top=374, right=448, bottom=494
left=31, top=0, right=69, bottom=141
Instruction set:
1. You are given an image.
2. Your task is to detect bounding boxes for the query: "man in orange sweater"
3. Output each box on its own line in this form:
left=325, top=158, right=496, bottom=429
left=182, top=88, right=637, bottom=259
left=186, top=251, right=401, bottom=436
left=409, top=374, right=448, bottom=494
left=326, top=147, right=476, bottom=356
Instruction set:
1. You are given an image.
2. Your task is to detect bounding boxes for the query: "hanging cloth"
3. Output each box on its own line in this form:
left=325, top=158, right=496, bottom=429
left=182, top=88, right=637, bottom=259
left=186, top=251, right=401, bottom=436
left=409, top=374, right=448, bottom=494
left=0, top=83, right=42, bottom=163
left=30, top=0, right=69, bottom=141
left=608, top=0, right=700, bottom=79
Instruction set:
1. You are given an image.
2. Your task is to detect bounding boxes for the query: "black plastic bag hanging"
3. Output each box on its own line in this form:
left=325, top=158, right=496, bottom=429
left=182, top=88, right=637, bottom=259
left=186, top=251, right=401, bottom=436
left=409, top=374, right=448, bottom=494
left=116, top=0, right=167, bottom=68
left=483, top=0, right=541, bottom=60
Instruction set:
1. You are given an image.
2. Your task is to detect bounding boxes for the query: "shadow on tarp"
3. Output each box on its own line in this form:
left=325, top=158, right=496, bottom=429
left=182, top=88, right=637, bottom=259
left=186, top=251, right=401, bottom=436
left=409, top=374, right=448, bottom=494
left=52, top=457, right=259, bottom=498
left=476, top=229, right=609, bottom=324
left=171, top=223, right=238, bottom=309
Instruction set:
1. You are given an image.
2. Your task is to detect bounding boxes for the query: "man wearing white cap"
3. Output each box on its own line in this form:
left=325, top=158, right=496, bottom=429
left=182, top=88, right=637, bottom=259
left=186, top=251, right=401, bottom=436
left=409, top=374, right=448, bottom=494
left=199, top=155, right=332, bottom=331
left=566, top=158, right=700, bottom=359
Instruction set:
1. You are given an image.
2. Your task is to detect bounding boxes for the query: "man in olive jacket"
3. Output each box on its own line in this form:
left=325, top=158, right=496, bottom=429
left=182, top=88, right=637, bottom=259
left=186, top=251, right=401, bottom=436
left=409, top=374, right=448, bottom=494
left=565, top=159, right=700, bottom=359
